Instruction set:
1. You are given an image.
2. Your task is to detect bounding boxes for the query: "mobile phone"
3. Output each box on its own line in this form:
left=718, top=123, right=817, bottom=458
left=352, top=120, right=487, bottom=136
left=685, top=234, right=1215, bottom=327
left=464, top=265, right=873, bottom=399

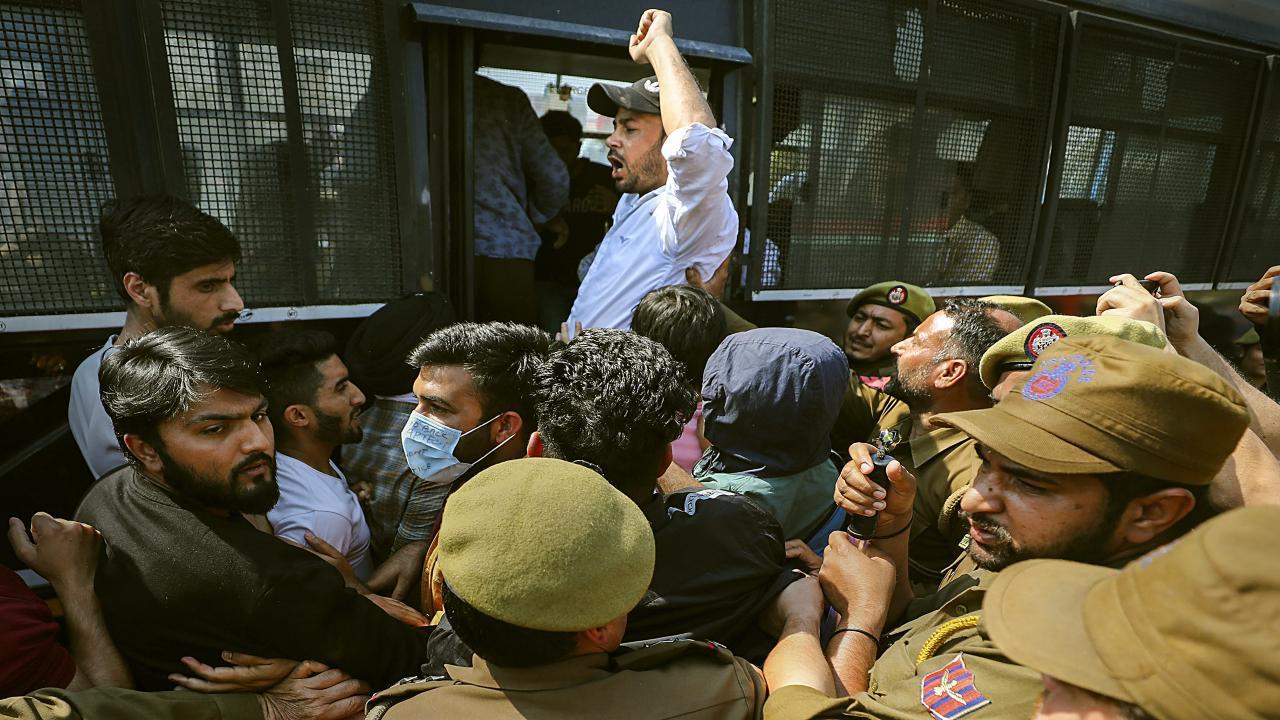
left=1137, top=279, right=1161, bottom=296
left=844, top=452, right=893, bottom=540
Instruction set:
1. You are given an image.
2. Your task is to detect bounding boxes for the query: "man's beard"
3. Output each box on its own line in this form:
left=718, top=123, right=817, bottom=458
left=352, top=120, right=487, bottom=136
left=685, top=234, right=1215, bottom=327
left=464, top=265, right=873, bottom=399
left=612, top=142, right=666, bottom=194
left=882, top=362, right=933, bottom=408
left=158, top=447, right=280, bottom=514
left=960, top=509, right=1117, bottom=571
left=315, top=406, right=363, bottom=445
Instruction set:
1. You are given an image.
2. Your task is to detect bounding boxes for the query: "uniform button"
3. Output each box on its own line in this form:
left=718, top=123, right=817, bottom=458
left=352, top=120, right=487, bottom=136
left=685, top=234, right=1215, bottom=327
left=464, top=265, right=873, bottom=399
left=952, top=605, right=969, bottom=615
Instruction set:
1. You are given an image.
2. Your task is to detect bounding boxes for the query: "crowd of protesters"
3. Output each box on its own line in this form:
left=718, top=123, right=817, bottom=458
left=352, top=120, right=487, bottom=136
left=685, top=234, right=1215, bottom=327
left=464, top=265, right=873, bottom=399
left=5, top=8, right=1280, bottom=720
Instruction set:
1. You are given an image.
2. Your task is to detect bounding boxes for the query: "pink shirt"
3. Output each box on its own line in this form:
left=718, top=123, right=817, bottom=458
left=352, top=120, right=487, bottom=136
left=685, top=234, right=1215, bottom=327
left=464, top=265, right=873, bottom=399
left=672, top=403, right=705, bottom=472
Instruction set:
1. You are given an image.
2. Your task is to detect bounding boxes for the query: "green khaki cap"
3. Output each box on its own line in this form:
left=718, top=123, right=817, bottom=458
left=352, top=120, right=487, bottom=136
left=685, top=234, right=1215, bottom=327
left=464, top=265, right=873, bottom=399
left=935, top=335, right=1247, bottom=485
left=438, top=457, right=655, bottom=632
left=979, top=295, right=1053, bottom=325
left=985, top=506, right=1280, bottom=720
left=846, top=281, right=935, bottom=325
left=979, top=315, right=1167, bottom=389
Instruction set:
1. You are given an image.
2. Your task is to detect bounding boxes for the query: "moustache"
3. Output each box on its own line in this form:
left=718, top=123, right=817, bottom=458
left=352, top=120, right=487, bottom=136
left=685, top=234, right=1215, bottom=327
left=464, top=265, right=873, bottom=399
left=214, top=311, right=241, bottom=327
left=233, top=452, right=276, bottom=478
left=960, top=511, right=1012, bottom=542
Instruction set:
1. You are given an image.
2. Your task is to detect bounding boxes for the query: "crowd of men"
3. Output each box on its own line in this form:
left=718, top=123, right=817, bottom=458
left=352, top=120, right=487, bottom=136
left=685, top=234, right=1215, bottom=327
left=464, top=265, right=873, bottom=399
left=5, top=8, right=1280, bottom=720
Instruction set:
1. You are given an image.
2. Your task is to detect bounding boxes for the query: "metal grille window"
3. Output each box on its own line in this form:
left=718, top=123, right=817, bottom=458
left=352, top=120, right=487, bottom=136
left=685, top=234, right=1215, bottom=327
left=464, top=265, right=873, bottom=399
left=161, top=0, right=301, bottom=305
left=289, top=0, right=400, bottom=302
left=1042, top=22, right=1260, bottom=287
left=759, top=0, right=1061, bottom=294
left=160, top=0, right=400, bottom=307
left=1227, top=62, right=1280, bottom=283
left=0, top=1, right=114, bottom=315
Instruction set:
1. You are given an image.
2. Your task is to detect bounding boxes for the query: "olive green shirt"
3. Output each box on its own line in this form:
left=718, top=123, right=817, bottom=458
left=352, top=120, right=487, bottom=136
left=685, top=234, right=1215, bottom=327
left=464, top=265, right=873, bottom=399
left=0, top=688, right=261, bottom=720
left=373, top=641, right=764, bottom=720
left=831, top=375, right=908, bottom=460
left=895, top=424, right=983, bottom=594
left=763, top=568, right=1040, bottom=720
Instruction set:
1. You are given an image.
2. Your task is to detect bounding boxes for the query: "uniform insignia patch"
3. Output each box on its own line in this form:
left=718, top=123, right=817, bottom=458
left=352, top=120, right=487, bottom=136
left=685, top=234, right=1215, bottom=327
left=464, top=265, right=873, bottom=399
left=1021, top=353, right=1095, bottom=402
left=920, top=654, right=991, bottom=720
left=1023, top=322, right=1067, bottom=359
left=887, top=285, right=908, bottom=305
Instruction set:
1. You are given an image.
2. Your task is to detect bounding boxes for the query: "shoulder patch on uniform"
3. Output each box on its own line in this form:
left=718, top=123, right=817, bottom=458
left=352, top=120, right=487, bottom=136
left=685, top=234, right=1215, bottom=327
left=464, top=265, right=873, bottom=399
left=670, top=488, right=737, bottom=517
left=920, top=654, right=991, bottom=720
left=887, top=285, right=908, bottom=305
left=1023, top=322, right=1067, bottom=359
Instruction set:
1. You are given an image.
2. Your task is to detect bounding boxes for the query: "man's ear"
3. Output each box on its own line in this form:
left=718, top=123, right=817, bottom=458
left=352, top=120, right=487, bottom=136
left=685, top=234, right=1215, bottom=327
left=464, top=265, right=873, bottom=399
left=122, top=433, right=165, bottom=476
left=1119, top=488, right=1196, bottom=547
left=493, top=411, right=523, bottom=445
left=282, top=405, right=310, bottom=429
left=122, top=272, right=157, bottom=309
left=527, top=430, right=545, bottom=458
left=933, top=358, right=968, bottom=390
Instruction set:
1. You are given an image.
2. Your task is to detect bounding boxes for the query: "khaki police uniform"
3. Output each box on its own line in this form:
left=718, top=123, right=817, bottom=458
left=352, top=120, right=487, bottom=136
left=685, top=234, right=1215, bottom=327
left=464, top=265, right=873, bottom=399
left=986, top=505, right=1280, bottom=720
left=0, top=688, right=261, bottom=720
left=371, top=640, right=764, bottom=720
left=765, top=336, right=1251, bottom=720
left=893, top=421, right=983, bottom=595
left=831, top=377, right=908, bottom=459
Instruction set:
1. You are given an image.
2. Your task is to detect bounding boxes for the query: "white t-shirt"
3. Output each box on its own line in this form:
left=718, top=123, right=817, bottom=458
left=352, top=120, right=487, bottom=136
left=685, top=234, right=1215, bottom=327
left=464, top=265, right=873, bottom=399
left=567, top=123, right=738, bottom=333
left=268, top=453, right=374, bottom=580
left=69, top=336, right=128, bottom=479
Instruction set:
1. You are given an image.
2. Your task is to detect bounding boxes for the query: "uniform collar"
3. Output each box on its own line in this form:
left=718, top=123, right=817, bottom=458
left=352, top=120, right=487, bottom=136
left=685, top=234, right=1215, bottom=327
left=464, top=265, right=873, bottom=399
left=447, top=653, right=613, bottom=691
left=909, top=425, right=972, bottom=467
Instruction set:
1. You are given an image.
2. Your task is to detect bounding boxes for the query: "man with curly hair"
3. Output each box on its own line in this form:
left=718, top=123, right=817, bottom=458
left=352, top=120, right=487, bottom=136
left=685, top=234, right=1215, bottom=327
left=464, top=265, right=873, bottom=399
left=529, top=329, right=800, bottom=658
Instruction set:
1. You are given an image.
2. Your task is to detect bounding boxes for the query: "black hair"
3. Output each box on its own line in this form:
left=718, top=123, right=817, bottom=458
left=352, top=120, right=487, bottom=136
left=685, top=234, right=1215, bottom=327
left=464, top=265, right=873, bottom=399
left=1100, top=471, right=1215, bottom=546
left=256, top=329, right=338, bottom=426
left=442, top=582, right=577, bottom=668
left=540, top=110, right=583, bottom=140
left=631, top=285, right=727, bottom=388
left=100, top=326, right=264, bottom=467
left=406, top=322, right=551, bottom=428
left=534, top=329, right=696, bottom=495
left=938, top=298, right=1011, bottom=401
left=99, top=194, right=242, bottom=305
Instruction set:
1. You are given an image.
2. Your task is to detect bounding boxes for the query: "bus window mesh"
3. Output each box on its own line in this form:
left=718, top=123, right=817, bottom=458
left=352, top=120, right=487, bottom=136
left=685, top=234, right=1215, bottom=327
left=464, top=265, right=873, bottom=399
left=288, top=0, right=401, bottom=302
left=759, top=0, right=1060, bottom=292
left=0, top=1, right=115, bottom=315
left=1043, top=26, right=1259, bottom=287
left=160, top=0, right=303, bottom=306
left=1228, top=65, right=1280, bottom=283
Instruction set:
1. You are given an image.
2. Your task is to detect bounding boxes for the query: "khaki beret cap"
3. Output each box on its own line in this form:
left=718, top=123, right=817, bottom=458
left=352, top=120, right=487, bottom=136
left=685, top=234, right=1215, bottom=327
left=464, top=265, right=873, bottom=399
left=846, top=281, right=935, bottom=325
left=985, top=506, right=1280, bottom=720
left=979, top=315, right=1167, bottom=389
left=935, top=335, right=1248, bottom=485
left=979, top=295, right=1053, bottom=325
left=438, top=457, right=655, bottom=632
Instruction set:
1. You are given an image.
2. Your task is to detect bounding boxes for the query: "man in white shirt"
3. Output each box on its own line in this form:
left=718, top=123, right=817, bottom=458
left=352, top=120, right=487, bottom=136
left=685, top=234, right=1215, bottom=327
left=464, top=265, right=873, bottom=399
left=566, top=9, right=738, bottom=333
left=257, top=329, right=373, bottom=580
left=69, top=195, right=245, bottom=479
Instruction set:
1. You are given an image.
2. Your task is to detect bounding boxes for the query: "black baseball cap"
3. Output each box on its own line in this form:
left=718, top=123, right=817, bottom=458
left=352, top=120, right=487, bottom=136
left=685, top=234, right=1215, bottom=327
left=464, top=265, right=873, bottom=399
left=587, top=76, right=662, bottom=117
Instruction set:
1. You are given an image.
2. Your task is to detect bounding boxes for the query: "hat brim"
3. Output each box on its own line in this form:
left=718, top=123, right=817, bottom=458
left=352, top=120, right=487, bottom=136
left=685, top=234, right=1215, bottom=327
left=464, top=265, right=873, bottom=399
left=847, top=298, right=922, bottom=324
left=985, top=559, right=1134, bottom=704
left=933, top=406, right=1122, bottom=475
left=587, top=83, right=627, bottom=117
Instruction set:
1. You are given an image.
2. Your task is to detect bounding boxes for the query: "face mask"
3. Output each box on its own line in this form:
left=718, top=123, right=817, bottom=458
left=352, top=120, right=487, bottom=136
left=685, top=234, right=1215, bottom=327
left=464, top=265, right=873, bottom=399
left=401, top=411, right=502, bottom=482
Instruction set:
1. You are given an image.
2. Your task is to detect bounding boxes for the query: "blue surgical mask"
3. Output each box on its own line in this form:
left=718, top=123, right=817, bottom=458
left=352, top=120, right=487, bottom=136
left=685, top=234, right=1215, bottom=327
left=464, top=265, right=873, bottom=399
left=401, top=410, right=501, bottom=482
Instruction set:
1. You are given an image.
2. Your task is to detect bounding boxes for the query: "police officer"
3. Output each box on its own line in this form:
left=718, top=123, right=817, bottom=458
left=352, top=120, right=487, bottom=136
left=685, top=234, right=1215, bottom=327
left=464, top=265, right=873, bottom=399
left=979, top=314, right=1166, bottom=401
left=977, top=295, right=1052, bottom=325
left=761, top=335, right=1250, bottom=720
left=371, top=457, right=765, bottom=719
left=832, top=282, right=935, bottom=459
left=985, top=505, right=1280, bottom=719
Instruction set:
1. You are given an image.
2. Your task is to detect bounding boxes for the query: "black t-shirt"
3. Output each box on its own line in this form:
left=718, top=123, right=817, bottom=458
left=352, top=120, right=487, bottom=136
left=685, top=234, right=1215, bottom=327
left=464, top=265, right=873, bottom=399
left=421, top=487, right=798, bottom=674
left=534, top=158, right=617, bottom=286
